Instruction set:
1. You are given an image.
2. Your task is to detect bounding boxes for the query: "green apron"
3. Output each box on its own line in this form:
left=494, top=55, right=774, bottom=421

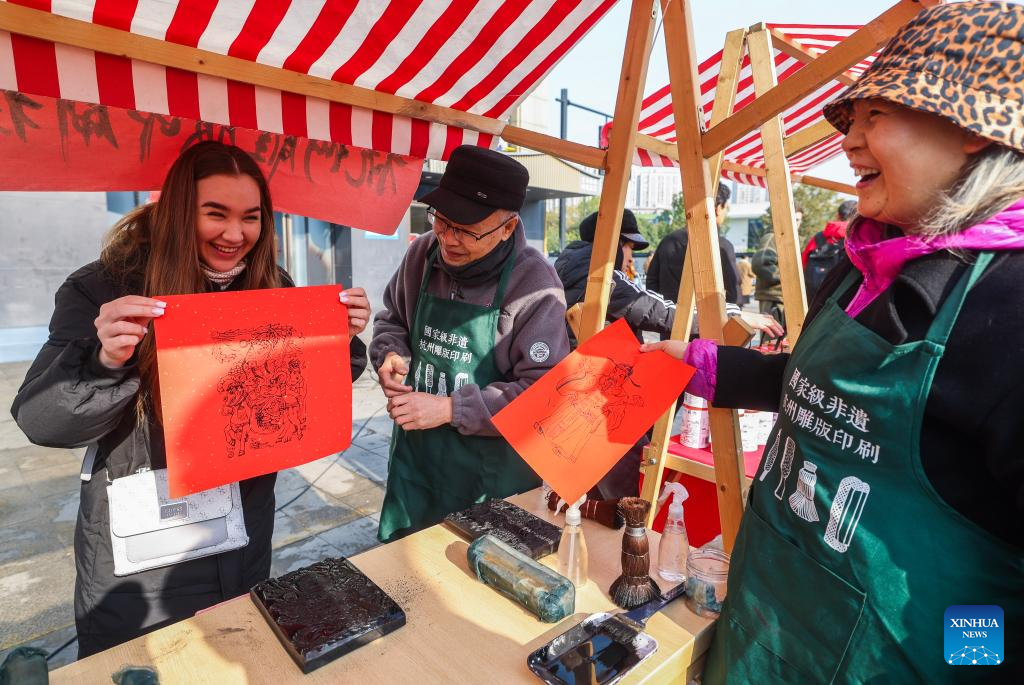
left=377, top=245, right=540, bottom=543
left=705, top=252, right=1023, bottom=683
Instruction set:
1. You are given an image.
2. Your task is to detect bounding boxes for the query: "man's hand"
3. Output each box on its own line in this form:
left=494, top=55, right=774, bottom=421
left=378, top=352, right=412, bottom=398
left=738, top=311, right=785, bottom=339
left=389, top=392, right=453, bottom=430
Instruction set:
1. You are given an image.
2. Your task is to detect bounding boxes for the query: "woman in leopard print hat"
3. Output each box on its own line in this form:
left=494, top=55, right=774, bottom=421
left=646, top=2, right=1024, bottom=681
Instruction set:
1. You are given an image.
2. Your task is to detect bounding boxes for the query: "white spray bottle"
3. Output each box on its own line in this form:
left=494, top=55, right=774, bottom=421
left=557, top=495, right=589, bottom=587
left=657, top=483, right=690, bottom=582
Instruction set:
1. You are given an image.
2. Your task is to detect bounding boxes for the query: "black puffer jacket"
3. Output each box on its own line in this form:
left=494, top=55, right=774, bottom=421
left=715, top=249, right=1024, bottom=550
left=555, top=240, right=675, bottom=345
left=11, top=261, right=367, bottom=657
left=646, top=229, right=740, bottom=304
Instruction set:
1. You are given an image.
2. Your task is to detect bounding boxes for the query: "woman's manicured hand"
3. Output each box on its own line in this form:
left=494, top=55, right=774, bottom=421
left=94, top=296, right=166, bottom=368
left=339, top=287, right=371, bottom=336
left=388, top=392, right=453, bottom=430
left=640, top=340, right=688, bottom=360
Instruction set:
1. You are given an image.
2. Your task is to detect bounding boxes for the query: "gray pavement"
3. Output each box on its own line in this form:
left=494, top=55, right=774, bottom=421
left=0, top=361, right=391, bottom=671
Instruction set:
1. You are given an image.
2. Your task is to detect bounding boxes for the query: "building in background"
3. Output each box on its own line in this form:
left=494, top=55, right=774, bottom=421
left=625, top=167, right=677, bottom=213
left=721, top=183, right=770, bottom=254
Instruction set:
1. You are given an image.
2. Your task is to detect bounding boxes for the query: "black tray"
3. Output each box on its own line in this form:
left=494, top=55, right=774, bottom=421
left=251, top=557, right=405, bottom=673
left=444, top=498, right=562, bottom=559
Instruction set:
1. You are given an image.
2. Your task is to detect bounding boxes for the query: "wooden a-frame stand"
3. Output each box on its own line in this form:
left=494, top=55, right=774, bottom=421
left=0, top=0, right=938, bottom=552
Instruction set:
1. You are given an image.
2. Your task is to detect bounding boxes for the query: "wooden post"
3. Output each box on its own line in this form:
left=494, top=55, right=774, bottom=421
left=701, top=0, right=940, bottom=157
left=661, top=0, right=745, bottom=551
left=577, top=0, right=658, bottom=342
left=747, top=25, right=808, bottom=342
left=639, top=26, right=745, bottom=528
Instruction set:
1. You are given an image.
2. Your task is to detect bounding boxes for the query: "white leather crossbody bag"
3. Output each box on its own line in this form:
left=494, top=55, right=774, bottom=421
left=105, top=467, right=248, bottom=576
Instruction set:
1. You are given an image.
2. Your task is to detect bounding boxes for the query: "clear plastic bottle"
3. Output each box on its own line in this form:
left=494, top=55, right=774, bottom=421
left=657, top=483, right=690, bottom=582
left=557, top=496, right=588, bottom=587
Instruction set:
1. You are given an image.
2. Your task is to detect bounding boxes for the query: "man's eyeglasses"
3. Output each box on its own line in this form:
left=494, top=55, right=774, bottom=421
left=427, top=209, right=517, bottom=243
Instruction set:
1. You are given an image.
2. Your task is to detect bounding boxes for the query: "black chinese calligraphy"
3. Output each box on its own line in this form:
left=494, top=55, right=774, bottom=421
left=56, top=100, right=117, bottom=160
left=533, top=360, right=644, bottom=463
left=212, top=323, right=307, bottom=458
left=0, top=90, right=43, bottom=142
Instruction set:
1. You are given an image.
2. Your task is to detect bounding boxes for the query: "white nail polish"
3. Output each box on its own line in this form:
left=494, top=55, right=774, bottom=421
left=155, top=301, right=168, bottom=307
left=153, top=308, right=165, bottom=316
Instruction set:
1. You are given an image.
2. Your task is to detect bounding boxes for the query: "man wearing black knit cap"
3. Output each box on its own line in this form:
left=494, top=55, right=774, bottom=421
left=371, top=144, right=569, bottom=542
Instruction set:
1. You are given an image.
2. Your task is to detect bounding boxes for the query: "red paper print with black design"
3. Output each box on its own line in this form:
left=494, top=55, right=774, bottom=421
left=154, top=285, right=351, bottom=497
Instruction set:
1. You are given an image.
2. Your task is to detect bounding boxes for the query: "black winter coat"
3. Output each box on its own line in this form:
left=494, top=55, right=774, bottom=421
left=11, top=261, right=368, bottom=657
left=555, top=240, right=675, bottom=345
left=646, top=229, right=740, bottom=305
left=715, top=249, right=1024, bottom=550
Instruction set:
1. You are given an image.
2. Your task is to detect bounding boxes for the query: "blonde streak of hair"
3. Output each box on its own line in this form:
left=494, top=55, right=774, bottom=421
left=918, top=146, right=1024, bottom=240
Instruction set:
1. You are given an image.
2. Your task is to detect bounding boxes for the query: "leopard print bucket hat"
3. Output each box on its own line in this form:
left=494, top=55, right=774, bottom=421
left=823, top=1, right=1024, bottom=152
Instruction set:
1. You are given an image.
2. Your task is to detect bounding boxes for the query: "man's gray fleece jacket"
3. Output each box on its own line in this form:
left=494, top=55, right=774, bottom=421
left=370, top=227, right=570, bottom=437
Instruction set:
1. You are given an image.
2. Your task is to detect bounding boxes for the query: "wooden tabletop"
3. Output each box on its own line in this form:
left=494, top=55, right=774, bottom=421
left=51, top=490, right=715, bottom=684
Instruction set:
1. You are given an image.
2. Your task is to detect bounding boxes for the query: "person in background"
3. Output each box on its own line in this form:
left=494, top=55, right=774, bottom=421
left=555, top=209, right=782, bottom=498
left=11, top=142, right=371, bottom=656
left=644, top=3, right=1024, bottom=680
left=751, top=206, right=800, bottom=335
left=371, top=145, right=569, bottom=542
left=646, top=183, right=740, bottom=305
left=736, top=255, right=755, bottom=307
left=802, top=199, right=857, bottom=301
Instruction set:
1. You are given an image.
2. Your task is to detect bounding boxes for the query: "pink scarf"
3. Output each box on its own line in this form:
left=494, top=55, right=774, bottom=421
left=844, top=199, right=1024, bottom=316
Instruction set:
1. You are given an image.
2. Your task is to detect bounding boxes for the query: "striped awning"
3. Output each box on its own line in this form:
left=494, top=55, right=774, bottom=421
left=624, top=24, right=873, bottom=186
left=0, top=0, right=616, bottom=160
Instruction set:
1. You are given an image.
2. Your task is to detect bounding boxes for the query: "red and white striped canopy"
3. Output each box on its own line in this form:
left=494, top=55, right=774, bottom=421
left=1, top=0, right=616, bottom=160
left=628, top=24, right=874, bottom=186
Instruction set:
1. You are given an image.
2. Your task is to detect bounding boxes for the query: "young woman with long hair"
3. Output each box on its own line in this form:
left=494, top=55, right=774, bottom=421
left=12, top=141, right=371, bottom=657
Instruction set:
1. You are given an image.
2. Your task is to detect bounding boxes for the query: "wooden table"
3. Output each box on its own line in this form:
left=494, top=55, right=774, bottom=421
left=51, top=491, right=716, bottom=684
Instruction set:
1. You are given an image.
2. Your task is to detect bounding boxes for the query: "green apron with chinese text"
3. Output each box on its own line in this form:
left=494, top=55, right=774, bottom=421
left=705, top=252, right=1023, bottom=683
left=377, top=245, right=540, bottom=543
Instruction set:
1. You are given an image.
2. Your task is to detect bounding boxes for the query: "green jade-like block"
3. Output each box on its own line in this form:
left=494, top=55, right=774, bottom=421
left=467, top=534, right=575, bottom=623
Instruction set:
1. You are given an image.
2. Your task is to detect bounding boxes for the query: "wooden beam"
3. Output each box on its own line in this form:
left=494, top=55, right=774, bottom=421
left=0, top=2, right=505, bottom=138
left=701, top=0, right=938, bottom=156
left=794, top=173, right=856, bottom=195
left=661, top=0, right=746, bottom=552
left=707, top=29, right=748, bottom=185
left=640, top=250, right=696, bottom=527
left=639, top=26, right=745, bottom=528
left=747, top=26, right=808, bottom=342
left=577, top=0, right=657, bottom=342
left=769, top=29, right=858, bottom=87
left=783, top=119, right=838, bottom=157
left=501, top=126, right=607, bottom=169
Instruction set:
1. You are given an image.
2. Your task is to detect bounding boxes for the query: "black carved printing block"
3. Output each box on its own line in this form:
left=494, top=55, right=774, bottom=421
left=444, top=498, right=562, bottom=559
left=251, top=557, right=405, bottom=674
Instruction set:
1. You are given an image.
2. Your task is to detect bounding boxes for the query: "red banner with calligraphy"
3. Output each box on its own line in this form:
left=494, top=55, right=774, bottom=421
left=0, top=90, right=421, bottom=235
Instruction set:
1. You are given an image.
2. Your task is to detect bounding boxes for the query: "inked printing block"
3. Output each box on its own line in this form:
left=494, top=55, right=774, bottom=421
left=444, top=498, right=561, bottom=559
left=251, top=557, right=405, bottom=673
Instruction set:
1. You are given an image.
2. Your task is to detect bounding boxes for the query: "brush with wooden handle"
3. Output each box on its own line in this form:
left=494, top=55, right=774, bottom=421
left=547, top=492, right=625, bottom=529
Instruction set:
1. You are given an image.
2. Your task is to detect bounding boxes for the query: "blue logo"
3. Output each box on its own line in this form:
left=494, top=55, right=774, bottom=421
left=944, top=605, right=1003, bottom=666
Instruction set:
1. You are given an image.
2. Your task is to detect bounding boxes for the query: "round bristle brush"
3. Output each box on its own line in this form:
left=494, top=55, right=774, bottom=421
left=608, top=497, right=661, bottom=609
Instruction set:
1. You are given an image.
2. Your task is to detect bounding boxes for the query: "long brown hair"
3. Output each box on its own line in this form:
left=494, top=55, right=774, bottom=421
left=101, top=141, right=281, bottom=415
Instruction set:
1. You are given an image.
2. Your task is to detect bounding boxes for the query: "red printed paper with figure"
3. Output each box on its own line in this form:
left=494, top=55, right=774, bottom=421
left=493, top=319, right=695, bottom=505
left=154, top=286, right=351, bottom=498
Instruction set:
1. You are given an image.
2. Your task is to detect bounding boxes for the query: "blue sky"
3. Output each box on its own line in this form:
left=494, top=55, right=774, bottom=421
left=543, top=0, right=899, bottom=186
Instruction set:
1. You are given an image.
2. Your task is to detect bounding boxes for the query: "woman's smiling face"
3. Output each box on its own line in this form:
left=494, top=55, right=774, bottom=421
left=195, top=173, right=262, bottom=271
left=842, top=99, right=990, bottom=231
